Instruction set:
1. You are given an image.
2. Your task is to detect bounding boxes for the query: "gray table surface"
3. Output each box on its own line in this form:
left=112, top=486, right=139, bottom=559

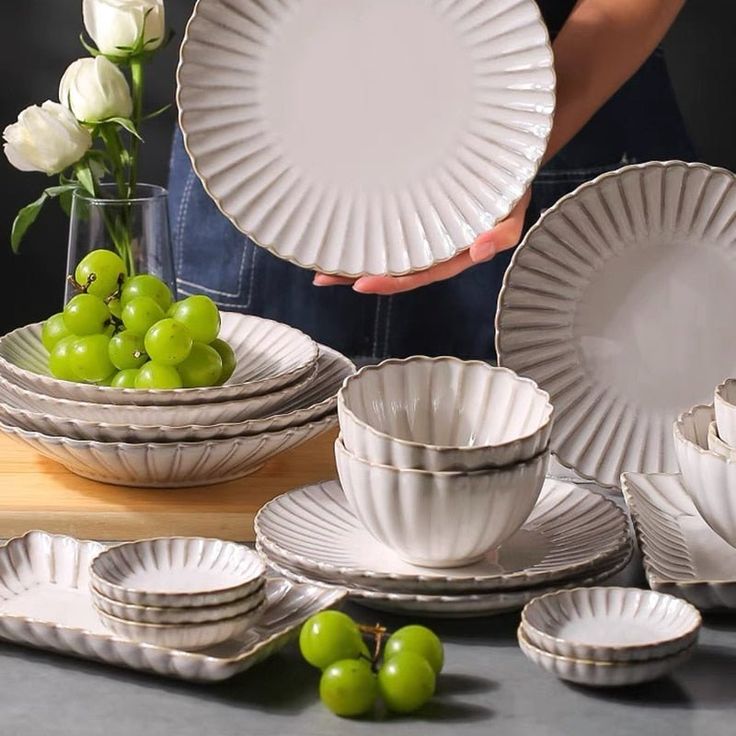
left=1, top=467, right=734, bottom=735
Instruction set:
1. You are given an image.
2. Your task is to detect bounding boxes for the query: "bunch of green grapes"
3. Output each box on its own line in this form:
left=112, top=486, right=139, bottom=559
left=299, top=611, right=443, bottom=718
left=41, top=249, right=237, bottom=389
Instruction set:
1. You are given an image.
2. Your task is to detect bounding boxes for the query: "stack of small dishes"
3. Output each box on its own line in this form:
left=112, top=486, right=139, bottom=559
left=0, top=312, right=354, bottom=486
left=256, top=357, right=634, bottom=617
left=518, top=587, right=700, bottom=686
left=91, top=538, right=266, bottom=650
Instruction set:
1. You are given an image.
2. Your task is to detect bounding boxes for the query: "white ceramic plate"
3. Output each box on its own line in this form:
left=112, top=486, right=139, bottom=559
left=622, top=472, right=736, bottom=610
left=0, top=531, right=345, bottom=682
left=177, top=0, right=554, bottom=276
left=0, top=312, right=318, bottom=405
left=255, top=479, right=629, bottom=593
left=0, top=413, right=336, bottom=487
left=0, top=345, right=353, bottom=441
left=496, top=161, right=736, bottom=488
left=259, top=544, right=632, bottom=618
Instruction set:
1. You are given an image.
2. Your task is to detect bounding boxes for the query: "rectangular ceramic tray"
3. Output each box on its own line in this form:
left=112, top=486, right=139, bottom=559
left=0, top=531, right=345, bottom=682
left=622, top=472, right=736, bottom=610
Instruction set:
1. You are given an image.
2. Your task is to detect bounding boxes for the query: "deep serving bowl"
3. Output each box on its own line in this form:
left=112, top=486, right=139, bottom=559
left=334, top=437, right=548, bottom=568
left=0, top=312, right=319, bottom=405
left=338, top=357, right=553, bottom=471
left=674, top=404, right=736, bottom=547
left=714, top=379, right=736, bottom=447
left=520, top=587, right=701, bottom=662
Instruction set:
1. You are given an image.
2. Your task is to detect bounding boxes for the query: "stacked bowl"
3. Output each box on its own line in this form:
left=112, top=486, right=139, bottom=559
left=91, top=538, right=266, bottom=649
left=0, top=312, right=355, bottom=486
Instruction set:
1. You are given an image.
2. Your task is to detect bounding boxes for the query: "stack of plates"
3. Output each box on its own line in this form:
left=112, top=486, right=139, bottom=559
left=254, top=478, right=633, bottom=617
left=0, top=312, right=354, bottom=487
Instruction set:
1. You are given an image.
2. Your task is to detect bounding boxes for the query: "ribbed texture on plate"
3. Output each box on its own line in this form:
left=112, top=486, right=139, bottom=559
left=0, top=413, right=336, bottom=487
left=496, top=161, right=736, bottom=488
left=335, top=439, right=547, bottom=567
left=622, top=472, right=736, bottom=610
left=177, top=0, right=554, bottom=276
left=0, top=531, right=345, bottom=681
left=339, top=357, right=552, bottom=470
left=521, top=587, right=700, bottom=661
left=0, top=312, right=318, bottom=405
left=254, top=478, right=629, bottom=592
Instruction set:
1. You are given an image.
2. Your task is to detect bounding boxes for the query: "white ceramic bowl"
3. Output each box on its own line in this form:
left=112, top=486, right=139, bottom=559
left=715, top=379, right=736, bottom=447
left=0, top=412, right=335, bottom=487
left=91, top=538, right=265, bottom=607
left=334, top=437, right=548, bottom=568
left=91, top=582, right=266, bottom=624
left=674, top=404, right=736, bottom=547
left=97, top=602, right=264, bottom=650
left=0, top=345, right=353, bottom=442
left=520, top=587, right=701, bottom=662
left=517, top=627, right=693, bottom=687
left=707, top=421, right=736, bottom=461
left=0, top=312, right=318, bottom=405
left=338, top=357, right=552, bottom=471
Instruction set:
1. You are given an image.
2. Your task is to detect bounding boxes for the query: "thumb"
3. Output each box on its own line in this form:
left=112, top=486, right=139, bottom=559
left=469, top=192, right=530, bottom=263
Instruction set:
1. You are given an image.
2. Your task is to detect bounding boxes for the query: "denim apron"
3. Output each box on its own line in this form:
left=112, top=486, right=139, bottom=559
left=169, top=3, right=695, bottom=362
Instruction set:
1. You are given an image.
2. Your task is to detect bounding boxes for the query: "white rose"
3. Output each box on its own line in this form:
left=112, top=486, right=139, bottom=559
left=3, top=102, right=92, bottom=176
left=59, top=57, right=133, bottom=123
left=83, top=0, right=165, bottom=56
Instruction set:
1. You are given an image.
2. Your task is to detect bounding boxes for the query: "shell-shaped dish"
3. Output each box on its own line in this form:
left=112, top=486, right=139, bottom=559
left=714, top=378, right=736, bottom=447
left=707, top=420, right=736, bottom=461
left=497, top=161, right=736, bottom=488
left=338, top=357, right=552, bottom=471
left=177, top=0, right=554, bottom=276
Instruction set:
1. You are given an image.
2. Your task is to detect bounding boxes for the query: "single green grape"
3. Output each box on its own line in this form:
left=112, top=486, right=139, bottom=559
left=108, top=331, right=148, bottom=370
left=319, top=659, right=378, bottom=718
left=41, top=313, right=71, bottom=352
left=299, top=611, right=370, bottom=670
left=171, top=295, right=220, bottom=344
left=144, top=319, right=193, bottom=366
left=177, top=342, right=222, bottom=388
left=63, top=293, right=110, bottom=336
left=121, top=296, right=165, bottom=336
left=384, top=625, right=444, bottom=675
left=135, top=362, right=183, bottom=389
left=69, top=334, right=116, bottom=383
left=74, top=249, right=126, bottom=299
left=120, top=274, right=172, bottom=312
left=210, top=338, right=236, bottom=385
left=111, top=369, right=140, bottom=388
left=167, top=300, right=182, bottom=318
left=107, top=296, right=123, bottom=320
left=48, top=336, right=80, bottom=381
left=378, top=651, right=436, bottom=714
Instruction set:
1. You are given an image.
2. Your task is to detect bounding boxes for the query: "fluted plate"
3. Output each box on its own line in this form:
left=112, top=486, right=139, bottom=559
left=497, top=161, right=736, bottom=488
left=0, top=312, right=318, bottom=405
left=0, top=531, right=345, bottom=681
left=255, top=478, right=629, bottom=593
left=177, top=0, right=554, bottom=276
left=622, top=472, right=736, bottom=610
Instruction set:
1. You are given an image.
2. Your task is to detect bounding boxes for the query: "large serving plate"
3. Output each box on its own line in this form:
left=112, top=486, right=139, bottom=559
left=622, top=472, right=736, bottom=610
left=496, top=161, right=736, bottom=488
left=0, top=531, right=345, bottom=682
left=0, top=312, right=318, bottom=405
left=178, top=0, right=554, bottom=276
left=255, top=479, right=629, bottom=593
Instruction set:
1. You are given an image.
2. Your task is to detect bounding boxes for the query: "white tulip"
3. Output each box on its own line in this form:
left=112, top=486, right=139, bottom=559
left=60, top=57, right=133, bottom=123
left=3, top=101, right=92, bottom=176
left=83, top=0, right=165, bottom=56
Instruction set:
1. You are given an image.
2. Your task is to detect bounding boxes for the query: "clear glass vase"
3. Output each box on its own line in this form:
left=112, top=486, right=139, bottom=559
left=65, top=184, right=176, bottom=302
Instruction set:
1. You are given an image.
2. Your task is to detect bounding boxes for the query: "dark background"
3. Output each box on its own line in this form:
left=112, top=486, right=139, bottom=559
left=1, top=0, right=735, bottom=334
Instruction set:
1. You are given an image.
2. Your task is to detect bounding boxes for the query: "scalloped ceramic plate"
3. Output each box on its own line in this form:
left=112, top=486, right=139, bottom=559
left=622, top=472, right=736, bottom=610
left=177, top=0, right=554, bottom=276
left=496, top=161, right=736, bottom=488
left=255, top=479, right=629, bottom=593
left=0, top=531, right=345, bottom=682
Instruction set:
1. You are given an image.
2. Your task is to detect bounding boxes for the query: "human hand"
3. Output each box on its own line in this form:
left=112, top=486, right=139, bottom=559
left=312, top=189, right=531, bottom=295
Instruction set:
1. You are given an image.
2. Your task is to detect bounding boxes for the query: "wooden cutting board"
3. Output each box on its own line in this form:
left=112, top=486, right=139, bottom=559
left=0, top=430, right=338, bottom=541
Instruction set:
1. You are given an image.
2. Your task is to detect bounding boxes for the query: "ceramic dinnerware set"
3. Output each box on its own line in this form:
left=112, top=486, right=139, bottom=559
left=0, top=312, right=354, bottom=486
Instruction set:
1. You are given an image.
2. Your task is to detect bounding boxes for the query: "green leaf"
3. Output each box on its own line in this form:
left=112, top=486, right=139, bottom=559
left=79, top=32, right=101, bottom=57
left=59, top=189, right=74, bottom=217
left=44, top=184, right=80, bottom=198
left=142, top=102, right=172, bottom=121
left=104, top=117, right=144, bottom=141
left=75, top=165, right=96, bottom=196
left=11, top=192, right=49, bottom=253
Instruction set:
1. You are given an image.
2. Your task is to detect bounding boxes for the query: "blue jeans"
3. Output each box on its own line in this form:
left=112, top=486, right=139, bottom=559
left=169, top=49, right=694, bottom=362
